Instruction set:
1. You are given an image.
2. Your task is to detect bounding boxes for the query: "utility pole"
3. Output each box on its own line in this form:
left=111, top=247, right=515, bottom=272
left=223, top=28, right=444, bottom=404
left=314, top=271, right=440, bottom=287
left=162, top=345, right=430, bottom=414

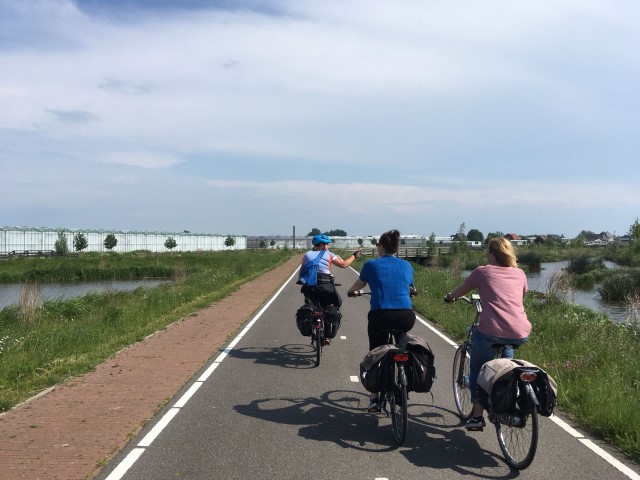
left=293, top=226, right=296, bottom=250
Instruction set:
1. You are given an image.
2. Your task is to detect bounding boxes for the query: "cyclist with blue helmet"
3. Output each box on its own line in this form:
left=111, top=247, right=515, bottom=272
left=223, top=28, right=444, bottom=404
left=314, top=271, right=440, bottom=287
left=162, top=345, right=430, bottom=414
left=299, top=233, right=362, bottom=342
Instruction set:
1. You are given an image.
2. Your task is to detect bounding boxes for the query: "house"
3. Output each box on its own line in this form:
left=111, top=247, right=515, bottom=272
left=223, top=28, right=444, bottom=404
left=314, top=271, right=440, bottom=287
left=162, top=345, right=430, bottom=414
left=504, top=233, right=521, bottom=241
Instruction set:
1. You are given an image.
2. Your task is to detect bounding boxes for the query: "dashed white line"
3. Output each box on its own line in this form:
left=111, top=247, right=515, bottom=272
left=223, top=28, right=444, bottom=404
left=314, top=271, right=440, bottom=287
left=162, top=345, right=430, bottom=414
left=104, top=448, right=145, bottom=480
left=137, top=408, right=179, bottom=448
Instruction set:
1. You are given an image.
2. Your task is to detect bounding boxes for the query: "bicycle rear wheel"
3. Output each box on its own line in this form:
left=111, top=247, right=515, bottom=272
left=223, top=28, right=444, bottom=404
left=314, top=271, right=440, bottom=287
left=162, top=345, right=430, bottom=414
left=314, top=325, right=322, bottom=366
left=452, top=344, right=473, bottom=419
left=389, top=371, right=408, bottom=445
left=494, top=407, right=539, bottom=469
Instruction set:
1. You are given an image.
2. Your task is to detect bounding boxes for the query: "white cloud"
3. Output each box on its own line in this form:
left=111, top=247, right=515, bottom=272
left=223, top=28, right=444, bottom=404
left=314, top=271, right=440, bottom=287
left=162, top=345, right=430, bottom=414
left=1, top=0, right=638, bottom=237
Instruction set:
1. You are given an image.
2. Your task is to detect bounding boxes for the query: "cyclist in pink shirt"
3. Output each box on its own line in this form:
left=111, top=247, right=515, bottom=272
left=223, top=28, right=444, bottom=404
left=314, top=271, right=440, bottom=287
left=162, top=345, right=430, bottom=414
left=445, top=237, right=531, bottom=431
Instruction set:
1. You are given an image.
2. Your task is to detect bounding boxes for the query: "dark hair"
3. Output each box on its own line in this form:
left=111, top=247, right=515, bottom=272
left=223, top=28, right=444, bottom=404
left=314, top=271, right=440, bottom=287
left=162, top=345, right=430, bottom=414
left=378, top=229, right=400, bottom=255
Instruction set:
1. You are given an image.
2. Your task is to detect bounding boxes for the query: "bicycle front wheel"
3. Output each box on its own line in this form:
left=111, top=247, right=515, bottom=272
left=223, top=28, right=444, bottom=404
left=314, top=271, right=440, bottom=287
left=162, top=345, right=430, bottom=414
left=494, top=407, right=539, bottom=470
left=389, top=376, right=408, bottom=444
left=452, top=344, right=473, bottom=419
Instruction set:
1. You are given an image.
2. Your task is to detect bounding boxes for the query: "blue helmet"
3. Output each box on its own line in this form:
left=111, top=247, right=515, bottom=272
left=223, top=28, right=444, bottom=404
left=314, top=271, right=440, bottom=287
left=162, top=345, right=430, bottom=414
left=312, top=234, right=332, bottom=245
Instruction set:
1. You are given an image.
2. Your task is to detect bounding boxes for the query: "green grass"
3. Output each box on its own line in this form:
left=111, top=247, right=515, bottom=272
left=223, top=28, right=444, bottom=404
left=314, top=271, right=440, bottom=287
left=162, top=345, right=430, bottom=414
left=410, top=264, right=640, bottom=462
left=0, top=250, right=293, bottom=412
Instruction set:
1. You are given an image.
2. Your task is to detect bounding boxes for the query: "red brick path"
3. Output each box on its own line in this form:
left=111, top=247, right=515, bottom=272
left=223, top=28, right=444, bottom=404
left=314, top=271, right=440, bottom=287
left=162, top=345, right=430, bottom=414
left=0, top=256, right=300, bottom=480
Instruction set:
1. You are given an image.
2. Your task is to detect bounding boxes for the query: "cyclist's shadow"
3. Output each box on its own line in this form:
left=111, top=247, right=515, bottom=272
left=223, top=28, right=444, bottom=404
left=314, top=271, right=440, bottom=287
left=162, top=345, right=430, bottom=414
left=402, top=399, right=520, bottom=478
left=226, top=343, right=317, bottom=369
left=234, top=390, right=397, bottom=452
left=234, top=389, right=520, bottom=475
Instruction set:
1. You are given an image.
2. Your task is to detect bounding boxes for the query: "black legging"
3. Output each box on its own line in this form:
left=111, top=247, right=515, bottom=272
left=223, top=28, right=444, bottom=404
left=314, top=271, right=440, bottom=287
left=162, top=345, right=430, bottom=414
left=367, top=309, right=416, bottom=350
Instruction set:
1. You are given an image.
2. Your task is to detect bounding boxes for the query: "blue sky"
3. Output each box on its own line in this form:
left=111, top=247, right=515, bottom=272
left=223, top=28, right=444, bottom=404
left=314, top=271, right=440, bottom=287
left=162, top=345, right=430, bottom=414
left=1, top=0, right=638, bottom=238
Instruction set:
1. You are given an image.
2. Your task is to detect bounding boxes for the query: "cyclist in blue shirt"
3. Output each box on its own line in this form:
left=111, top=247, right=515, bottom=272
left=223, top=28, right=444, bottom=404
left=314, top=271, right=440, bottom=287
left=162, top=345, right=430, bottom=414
left=347, top=229, right=416, bottom=412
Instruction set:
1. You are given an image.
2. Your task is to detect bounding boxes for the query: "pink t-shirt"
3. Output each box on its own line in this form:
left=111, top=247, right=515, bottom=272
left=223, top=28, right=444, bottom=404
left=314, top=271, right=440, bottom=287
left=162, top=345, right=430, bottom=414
left=462, top=265, right=531, bottom=339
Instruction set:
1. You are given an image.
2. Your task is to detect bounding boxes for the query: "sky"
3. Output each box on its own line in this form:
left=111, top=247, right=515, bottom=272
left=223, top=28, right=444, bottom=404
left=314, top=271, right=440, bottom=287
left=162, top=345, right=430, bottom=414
left=1, top=0, right=638, bottom=239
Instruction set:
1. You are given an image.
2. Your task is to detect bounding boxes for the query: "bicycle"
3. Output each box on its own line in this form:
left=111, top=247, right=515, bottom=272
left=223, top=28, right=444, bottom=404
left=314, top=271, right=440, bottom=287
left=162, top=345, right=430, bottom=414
left=450, top=294, right=540, bottom=470
left=350, top=288, right=417, bottom=445
left=303, top=280, right=341, bottom=367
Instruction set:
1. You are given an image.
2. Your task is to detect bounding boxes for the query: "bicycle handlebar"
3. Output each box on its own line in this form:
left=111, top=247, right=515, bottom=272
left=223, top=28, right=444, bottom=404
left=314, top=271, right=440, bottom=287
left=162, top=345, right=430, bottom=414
left=349, top=287, right=418, bottom=298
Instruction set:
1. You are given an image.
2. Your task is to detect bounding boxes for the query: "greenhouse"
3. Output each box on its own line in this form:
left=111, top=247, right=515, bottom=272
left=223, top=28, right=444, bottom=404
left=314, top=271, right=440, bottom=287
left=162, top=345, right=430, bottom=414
left=0, top=226, right=246, bottom=254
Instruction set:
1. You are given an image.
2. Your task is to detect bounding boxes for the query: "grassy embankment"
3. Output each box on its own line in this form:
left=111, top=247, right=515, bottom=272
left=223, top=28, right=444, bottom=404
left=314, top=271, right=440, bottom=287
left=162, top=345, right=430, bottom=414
left=0, top=249, right=294, bottom=412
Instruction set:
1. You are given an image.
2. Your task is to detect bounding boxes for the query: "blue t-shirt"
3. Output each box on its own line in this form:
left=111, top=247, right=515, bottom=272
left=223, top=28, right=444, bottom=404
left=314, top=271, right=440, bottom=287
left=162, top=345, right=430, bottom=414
left=360, top=256, right=414, bottom=310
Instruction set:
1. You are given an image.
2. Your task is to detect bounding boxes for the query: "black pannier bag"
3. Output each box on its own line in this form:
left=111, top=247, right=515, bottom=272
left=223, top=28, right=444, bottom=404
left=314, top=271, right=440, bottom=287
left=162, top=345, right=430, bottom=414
left=359, top=344, right=398, bottom=393
left=323, top=304, right=342, bottom=339
left=512, top=359, right=558, bottom=417
left=477, top=358, right=519, bottom=414
left=295, top=305, right=314, bottom=336
left=398, top=333, right=436, bottom=393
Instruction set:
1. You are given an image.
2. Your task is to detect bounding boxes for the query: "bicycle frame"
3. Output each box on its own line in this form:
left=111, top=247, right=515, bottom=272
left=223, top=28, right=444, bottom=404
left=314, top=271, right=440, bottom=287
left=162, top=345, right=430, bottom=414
left=451, top=294, right=539, bottom=469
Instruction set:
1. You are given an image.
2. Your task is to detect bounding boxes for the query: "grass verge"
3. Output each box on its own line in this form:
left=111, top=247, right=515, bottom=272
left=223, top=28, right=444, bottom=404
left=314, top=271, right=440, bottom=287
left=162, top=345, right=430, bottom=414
left=0, top=250, right=293, bottom=412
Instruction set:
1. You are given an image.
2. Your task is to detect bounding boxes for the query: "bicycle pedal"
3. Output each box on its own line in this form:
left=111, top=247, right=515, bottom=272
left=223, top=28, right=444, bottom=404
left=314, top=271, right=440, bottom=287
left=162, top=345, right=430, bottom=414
left=465, top=425, right=484, bottom=432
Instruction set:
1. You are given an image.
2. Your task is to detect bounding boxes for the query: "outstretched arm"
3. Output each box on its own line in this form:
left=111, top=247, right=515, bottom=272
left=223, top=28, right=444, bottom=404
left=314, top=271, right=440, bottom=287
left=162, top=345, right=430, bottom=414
left=331, top=249, right=362, bottom=269
left=348, top=278, right=367, bottom=296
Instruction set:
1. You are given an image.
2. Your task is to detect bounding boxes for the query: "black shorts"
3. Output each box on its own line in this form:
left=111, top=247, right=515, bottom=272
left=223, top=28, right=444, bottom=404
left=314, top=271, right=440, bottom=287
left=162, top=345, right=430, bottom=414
left=367, top=309, right=416, bottom=350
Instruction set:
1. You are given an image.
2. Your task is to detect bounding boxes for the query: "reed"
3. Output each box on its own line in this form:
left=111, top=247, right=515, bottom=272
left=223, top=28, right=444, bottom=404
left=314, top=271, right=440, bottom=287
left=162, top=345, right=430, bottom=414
left=18, top=283, right=42, bottom=322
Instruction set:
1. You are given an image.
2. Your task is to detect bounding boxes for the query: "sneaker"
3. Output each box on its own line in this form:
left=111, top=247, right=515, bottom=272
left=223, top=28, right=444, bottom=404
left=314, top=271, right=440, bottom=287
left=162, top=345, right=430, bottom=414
left=367, top=401, right=381, bottom=413
left=323, top=338, right=331, bottom=346
left=465, top=415, right=486, bottom=431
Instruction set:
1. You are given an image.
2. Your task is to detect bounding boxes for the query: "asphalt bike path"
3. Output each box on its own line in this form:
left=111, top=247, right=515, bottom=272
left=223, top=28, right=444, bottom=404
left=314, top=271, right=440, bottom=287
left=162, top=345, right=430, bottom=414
left=96, top=265, right=640, bottom=480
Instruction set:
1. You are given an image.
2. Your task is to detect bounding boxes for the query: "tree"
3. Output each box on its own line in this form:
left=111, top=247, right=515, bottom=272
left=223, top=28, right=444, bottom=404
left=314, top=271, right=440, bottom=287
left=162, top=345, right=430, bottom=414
left=357, top=238, right=363, bottom=246
left=104, top=233, right=118, bottom=251
left=54, top=231, right=69, bottom=255
left=259, top=240, right=267, bottom=248
left=164, top=237, right=177, bottom=250
left=457, top=222, right=466, bottom=237
left=73, top=233, right=88, bottom=252
left=467, top=229, right=484, bottom=243
left=426, top=232, right=437, bottom=255
left=270, top=239, right=276, bottom=248
left=486, top=231, right=504, bottom=243
left=578, top=230, right=598, bottom=241
left=307, top=228, right=321, bottom=236
left=629, top=217, right=640, bottom=242
left=327, top=229, right=347, bottom=237
left=370, top=238, right=377, bottom=246
left=224, top=235, right=236, bottom=248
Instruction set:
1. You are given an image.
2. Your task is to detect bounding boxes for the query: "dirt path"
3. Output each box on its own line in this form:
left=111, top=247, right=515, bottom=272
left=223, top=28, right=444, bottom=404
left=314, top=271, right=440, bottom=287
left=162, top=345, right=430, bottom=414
left=0, top=256, right=301, bottom=480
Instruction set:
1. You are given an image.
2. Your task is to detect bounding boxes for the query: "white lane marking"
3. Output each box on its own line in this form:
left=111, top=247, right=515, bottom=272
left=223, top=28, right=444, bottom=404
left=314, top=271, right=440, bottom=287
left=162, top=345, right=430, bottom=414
left=173, top=382, right=203, bottom=409
left=350, top=376, right=359, bottom=383
left=137, top=408, right=179, bottom=447
left=549, top=414, right=583, bottom=438
left=341, top=335, right=347, bottom=340
left=415, top=313, right=458, bottom=347
left=579, top=439, right=640, bottom=480
left=104, top=448, right=145, bottom=480
left=198, top=362, right=220, bottom=382
left=104, top=268, right=298, bottom=479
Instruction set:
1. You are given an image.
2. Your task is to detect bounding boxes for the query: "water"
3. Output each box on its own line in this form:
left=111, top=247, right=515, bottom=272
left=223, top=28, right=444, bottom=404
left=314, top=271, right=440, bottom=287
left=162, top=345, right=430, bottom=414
left=526, top=260, right=630, bottom=323
left=0, top=279, right=172, bottom=310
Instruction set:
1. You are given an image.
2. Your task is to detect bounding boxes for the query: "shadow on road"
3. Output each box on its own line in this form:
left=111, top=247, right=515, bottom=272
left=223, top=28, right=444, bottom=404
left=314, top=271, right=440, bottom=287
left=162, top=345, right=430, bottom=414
left=227, top=343, right=318, bottom=369
left=234, top=389, right=520, bottom=477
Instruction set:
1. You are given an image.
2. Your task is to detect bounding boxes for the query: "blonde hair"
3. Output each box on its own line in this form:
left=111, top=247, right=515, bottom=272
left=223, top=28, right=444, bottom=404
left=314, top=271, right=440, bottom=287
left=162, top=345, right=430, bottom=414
left=488, top=237, right=517, bottom=268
